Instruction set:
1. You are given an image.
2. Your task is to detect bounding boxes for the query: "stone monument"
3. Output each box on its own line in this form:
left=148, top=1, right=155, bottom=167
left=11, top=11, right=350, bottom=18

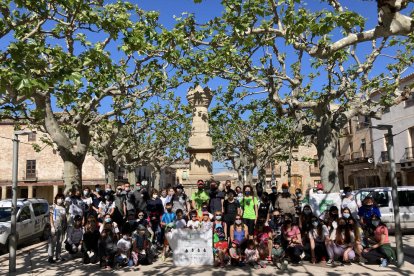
left=185, top=85, right=214, bottom=193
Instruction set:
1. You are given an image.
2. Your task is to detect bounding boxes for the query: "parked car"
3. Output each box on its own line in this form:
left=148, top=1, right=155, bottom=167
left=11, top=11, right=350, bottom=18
left=0, top=198, right=50, bottom=253
left=354, top=186, right=414, bottom=232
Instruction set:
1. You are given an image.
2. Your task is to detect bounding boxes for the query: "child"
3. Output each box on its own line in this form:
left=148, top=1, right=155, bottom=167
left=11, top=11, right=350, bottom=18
left=115, top=229, right=133, bottom=268
left=272, top=238, right=286, bottom=269
left=175, top=209, right=187, bottom=229
left=213, top=211, right=228, bottom=268
left=200, top=212, right=213, bottom=231
left=229, top=240, right=243, bottom=266
left=187, top=210, right=201, bottom=229
left=132, top=224, right=154, bottom=266
left=245, top=239, right=265, bottom=269
left=98, top=229, right=118, bottom=270
left=48, top=193, right=67, bottom=263
left=160, top=202, right=176, bottom=261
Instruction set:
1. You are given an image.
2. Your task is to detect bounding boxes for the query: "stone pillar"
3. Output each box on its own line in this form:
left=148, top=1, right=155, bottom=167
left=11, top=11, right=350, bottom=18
left=28, top=185, right=33, bottom=198
left=53, top=185, right=59, bottom=198
left=401, top=170, right=408, bottom=186
left=1, top=186, right=7, bottom=200
left=185, top=85, right=214, bottom=194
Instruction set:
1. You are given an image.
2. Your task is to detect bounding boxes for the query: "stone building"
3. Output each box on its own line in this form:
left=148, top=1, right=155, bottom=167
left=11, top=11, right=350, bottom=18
left=338, top=74, right=414, bottom=188
left=0, top=121, right=106, bottom=202
left=265, top=145, right=321, bottom=192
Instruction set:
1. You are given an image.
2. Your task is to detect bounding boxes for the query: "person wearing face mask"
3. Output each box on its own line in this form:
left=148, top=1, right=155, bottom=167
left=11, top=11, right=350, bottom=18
left=115, top=229, right=134, bottom=267
left=191, top=180, right=210, bottom=216
left=66, top=186, right=86, bottom=226
left=133, top=182, right=149, bottom=215
left=112, top=184, right=125, bottom=226
left=213, top=211, right=228, bottom=268
left=65, top=215, right=84, bottom=258
left=146, top=189, right=164, bottom=247
left=171, top=185, right=189, bottom=216
left=230, top=215, right=249, bottom=246
left=100, top=214, right=120, bottom=238
left=326, top=217, right=356, bottom=265
left=341, top=187, right=358, bottom=220
left=308, top=216, right=329, bottom=264
left=48, top=193, right=67, bottom=263
left=269, top=186, right=279, bottom=209
left=282, top=214, right=303, bottom=265
left=82, top=187, right=94, bottom=220
left=223, top=190, right=241, bottom=237
left=104, top=184, right=114, bottom=195
left=362, top=215, right=395, bottom=267
left=269, top=209, right=284, bottom=239
left=160, top=202, right=177, bottom=261
left=98, top=194, right=115, bottom=221
left=122, top=183, right=136, bottom=217
left=82, top=216, right=100, bottom=264
left=208, top=181, right=225, bottom=214
left=257, top=193, right=273, bottom=226
left=240, top=185, right=258, bottom=239
left=275, top=183, right=296, bottom=216
left=223, top=180, right=235, bottom=195
left=358, top=197, right=381, bottom=230
left=299, top=205, right=314, bottom=236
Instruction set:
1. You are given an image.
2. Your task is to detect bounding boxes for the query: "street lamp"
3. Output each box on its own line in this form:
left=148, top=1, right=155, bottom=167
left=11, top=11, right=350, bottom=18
left=9, top=130, right=34, bottom=273
left=370, top=124, right=403, bottom=267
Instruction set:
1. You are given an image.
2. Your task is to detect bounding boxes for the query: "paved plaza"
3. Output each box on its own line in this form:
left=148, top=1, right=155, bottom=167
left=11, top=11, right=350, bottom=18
left=1, top=235, right=414, bottom=276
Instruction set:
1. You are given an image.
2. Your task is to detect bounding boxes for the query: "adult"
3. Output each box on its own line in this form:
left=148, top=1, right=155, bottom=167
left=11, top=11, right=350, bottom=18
left=326, top=218, right=356, bottom=265
left=275, top=183, right=296, bottom=216
left=122, top=183, right=136, bottom=217
left=362, top=215, right=395, bottom=267
left=240, top=185, right=258, bottom=239
left=99, top=213, right=120, bottom=238
left=229, top=215, right=248, bottom=245
left=113, top=184, right=126, bottom=226
left=98, top=193, right=115, bottom=221
left=358, top=196, right=381, bottom=228
left=256, top=182, right=264, bottom=200
left=82, top=187, right=94, bottom=221
left=133, top=182, right=149, bottom=214
left=170, top=184, right=190, bottom=216
left=341, top=186, right=358, bottom=220
left=223, top=190, right=241, bottom=236
left=208, top=181, right=225, bottom=214
left=82, top=216, right=100, bottom=264
left=235, top=186, right=243, bottom=203
left=223, top=180, right=235, bottom=195
left=65, top=186, right=86, bottom=226
left=257, top=192, right=272, bottom=225
left=269, top=186, right=278, bottom=209
left=308, top=216, right=329, bottom=264
left=298, top=205, right=314, bottom=235
left=146, top=189, right=164, bottom=246
left=268, top=209, right=284, bottom=239
left=191, top=180, right=210, bottom=216
left=282, top=214, right=303, bottom=265
left=48, top=193, right=67, bottom=263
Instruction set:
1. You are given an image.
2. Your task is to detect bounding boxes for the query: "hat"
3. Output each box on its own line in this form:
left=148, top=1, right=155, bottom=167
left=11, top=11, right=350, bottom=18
left=282, top=183, right=289, bottom=189
left=316, top=183, right=324, bottom=190
left=202, top=211, right=209, bottom=216
left=231, top=240, right=240, bottom=245
left=176, top=184, right=184, bottom=189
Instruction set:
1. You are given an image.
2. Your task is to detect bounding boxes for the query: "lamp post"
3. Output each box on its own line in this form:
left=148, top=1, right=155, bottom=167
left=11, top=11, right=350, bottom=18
left=9, top=130, right=34, bottom=273
left=371, top=124, right=403, bottom=267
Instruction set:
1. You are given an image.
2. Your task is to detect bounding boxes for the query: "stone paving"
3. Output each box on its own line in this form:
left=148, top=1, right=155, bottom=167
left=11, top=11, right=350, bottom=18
left=1, top=235, right=414, bottom=276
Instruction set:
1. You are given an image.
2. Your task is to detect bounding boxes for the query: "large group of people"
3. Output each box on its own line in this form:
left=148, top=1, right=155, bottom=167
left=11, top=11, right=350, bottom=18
left=47, top=180, right=396, bottom=270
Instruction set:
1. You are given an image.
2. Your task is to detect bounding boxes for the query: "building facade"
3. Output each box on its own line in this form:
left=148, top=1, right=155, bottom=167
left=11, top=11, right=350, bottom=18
left=265, top=145, right=321, bottom=192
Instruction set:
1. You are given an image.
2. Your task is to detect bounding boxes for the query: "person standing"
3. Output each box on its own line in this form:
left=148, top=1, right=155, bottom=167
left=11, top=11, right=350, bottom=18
left=240, top=185, right=258, bottom=239
left=275, top=183, right=296, bottom=216
left=341, top=187, right=358, bottom=220
left=208, top=181, right=225, bottom=214
left=223, top=190, right=241, bottom=237
left=269, top=186, right=278, bottom=209
left=133, top=182, right=149, bottom=214
left=65, top=186, right=86, bottom=226
left=171, top=184, right=189, bottom=216
left=122, top=183, right=136, bottom=217
left=113, top=184, right=126, bottom=227
left=191, top=180, right=210, bottom=216
left=223, top=180, right=235, bottom=195
left=48, top=193, right=67, bottom=263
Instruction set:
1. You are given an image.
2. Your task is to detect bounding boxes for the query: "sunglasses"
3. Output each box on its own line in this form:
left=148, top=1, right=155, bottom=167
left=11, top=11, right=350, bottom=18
left=191, top=215, right=197, bottom=217
left=138, top=215, right=144, bottom=217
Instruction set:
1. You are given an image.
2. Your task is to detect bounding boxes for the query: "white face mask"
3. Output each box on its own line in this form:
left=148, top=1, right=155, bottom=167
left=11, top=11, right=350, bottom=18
left=152, top=194, right=158, bottom=199
left=57, top=199, right=63, bottom=205
left=372, top=220, right=380, bottom=227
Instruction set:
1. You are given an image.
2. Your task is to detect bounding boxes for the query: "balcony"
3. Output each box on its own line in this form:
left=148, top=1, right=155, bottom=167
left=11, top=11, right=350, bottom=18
left=309, top=165, right=320, bottom=175
left=23, top=170, right=38, bottom=182
left=381, top=151, right=389, bottom=162
left=403, top=147, right=414, bottom=160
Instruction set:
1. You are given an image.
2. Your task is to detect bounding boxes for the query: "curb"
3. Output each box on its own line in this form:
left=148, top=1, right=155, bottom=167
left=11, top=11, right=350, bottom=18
left=0, top=241, right=47, bottom=262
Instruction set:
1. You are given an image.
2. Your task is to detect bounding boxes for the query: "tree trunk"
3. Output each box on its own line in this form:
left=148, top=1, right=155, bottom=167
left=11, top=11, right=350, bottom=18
left=127, top=168, right=137, bottom=185
left=316, top=118, right=340, bottom=193
left=63, top=160, right=83, bottom=195
left=245, top=166, right=254, bottom=185
left=257, top=166, right=266, bottom=186
left=152, top=169, right=161, bottom=190
left=105, top=159, right=117, bottom=189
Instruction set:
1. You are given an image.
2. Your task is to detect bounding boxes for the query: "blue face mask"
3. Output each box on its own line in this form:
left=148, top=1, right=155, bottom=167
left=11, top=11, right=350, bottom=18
left=343, top=213, right=350, bottom=219
left=245, top=191, right=251, bottom=196
left=105, top=218, right=111, bottom=223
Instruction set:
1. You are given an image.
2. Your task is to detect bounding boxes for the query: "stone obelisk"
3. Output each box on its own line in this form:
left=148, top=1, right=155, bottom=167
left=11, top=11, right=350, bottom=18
left=185, top=85, right=214, bottom=194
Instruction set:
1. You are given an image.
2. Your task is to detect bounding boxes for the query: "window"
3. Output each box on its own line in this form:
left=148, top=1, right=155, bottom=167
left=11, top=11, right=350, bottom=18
left=370, top=191, right=389, bottom=207
left=398, top=191, right=414, bottom=207
left=361, top=139, right=367, bottom=156
left=26, top=160, right=36, bottom=179
left=33, top=203, right=49, bottom=216
left=18, top=206, right=31, bottom=222
left=28, top=132, right=36, bottom=142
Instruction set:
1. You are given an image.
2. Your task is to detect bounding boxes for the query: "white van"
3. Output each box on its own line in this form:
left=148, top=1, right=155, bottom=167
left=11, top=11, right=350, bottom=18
left=0, top=198, right=50, bottom=253
left=354, top=186, right=414, bottom=231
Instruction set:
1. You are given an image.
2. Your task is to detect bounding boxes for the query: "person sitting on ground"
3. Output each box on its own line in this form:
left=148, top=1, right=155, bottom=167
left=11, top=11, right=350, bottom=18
left=244, top=239, right=265, bottom=269
left=229, top=239, right=244, bottom=267
left=213, top=211, right=228, bottom=268
left=362, top=214, right=395, bottom=267
left=229, top=215, right=248, bottom=248
left=65, top=215, right=83, bottom=258
left=82, top=216, right=100, bottom=264
left=132, top=224, right=154, bottom=266
left=282, top=214, right=303, bottom=265
left=160, top=202, right=176, bottom=261
left=254, top=218, right=273, bottom=262
left=308, top=216, right=328, bottom=264
left=326, top=217, right=356, bottom=266
left=99, top=214, right=120, bottom=239
left=98, top=228, right=118, bottom=270
left=272, top=238, right=286, bottom=268
left=115, top=228, right=134, bottom=268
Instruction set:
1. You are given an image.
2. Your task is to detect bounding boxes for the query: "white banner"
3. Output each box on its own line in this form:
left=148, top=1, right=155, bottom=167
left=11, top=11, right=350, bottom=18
left=302, top=192, right=342, bottom=216
left=166, top=228, right=214, bottom=266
